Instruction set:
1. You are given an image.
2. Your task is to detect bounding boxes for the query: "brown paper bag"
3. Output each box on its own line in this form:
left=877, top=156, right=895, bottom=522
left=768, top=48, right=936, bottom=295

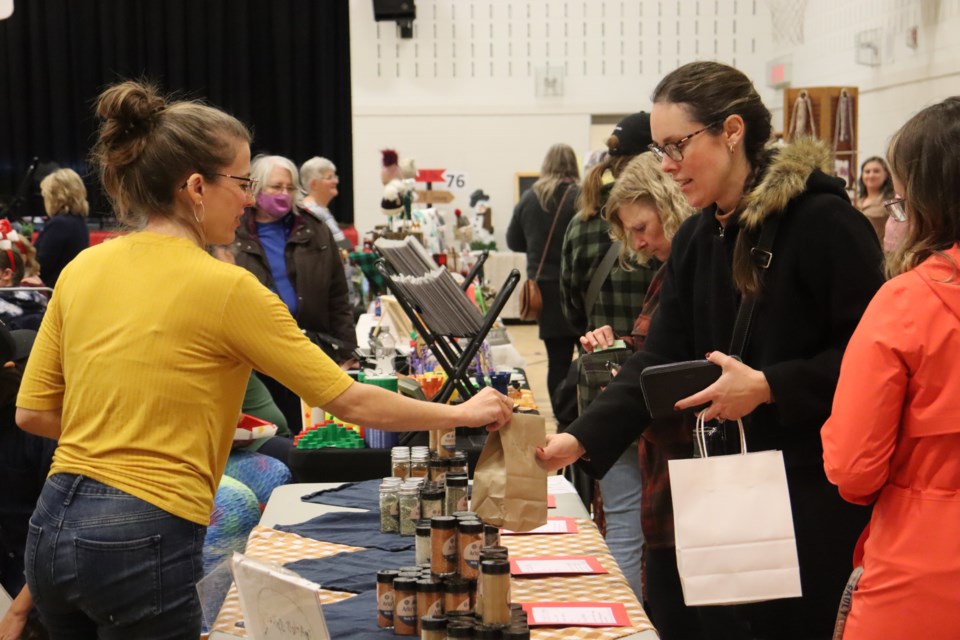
left=471, top=412, right=548, bottom=532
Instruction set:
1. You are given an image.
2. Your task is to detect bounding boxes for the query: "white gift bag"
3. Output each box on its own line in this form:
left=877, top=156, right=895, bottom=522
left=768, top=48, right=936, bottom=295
left=668, top=413, right=802, bottom=606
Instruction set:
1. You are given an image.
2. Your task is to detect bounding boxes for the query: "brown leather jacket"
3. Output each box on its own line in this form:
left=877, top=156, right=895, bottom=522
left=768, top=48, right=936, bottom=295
left=233, top=208, right=356, bottom=356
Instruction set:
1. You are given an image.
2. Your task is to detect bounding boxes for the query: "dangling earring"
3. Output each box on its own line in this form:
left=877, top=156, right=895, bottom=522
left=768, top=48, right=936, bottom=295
left=728, top=142, right=736, bottom=153
left=194, top=201, right=205, bottom=225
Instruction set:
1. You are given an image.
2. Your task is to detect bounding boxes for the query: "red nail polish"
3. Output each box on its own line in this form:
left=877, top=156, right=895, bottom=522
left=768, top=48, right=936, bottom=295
left=705, top=352, right=712, bottom=359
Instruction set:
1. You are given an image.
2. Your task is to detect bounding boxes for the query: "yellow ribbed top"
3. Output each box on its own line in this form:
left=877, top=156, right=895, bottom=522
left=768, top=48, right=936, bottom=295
left=18, top=232, right=352, bottom=524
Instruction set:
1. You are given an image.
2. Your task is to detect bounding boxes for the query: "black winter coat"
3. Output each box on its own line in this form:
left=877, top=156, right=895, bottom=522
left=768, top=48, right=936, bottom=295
left=507, top=182, right=579, bottom=339
left=566, top=140, right=886, bottom=637
left=233, top=209, right=356, bottom=356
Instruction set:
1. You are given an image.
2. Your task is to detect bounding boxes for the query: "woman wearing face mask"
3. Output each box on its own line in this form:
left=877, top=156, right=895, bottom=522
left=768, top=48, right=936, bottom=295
left=538, top=61, right=885, bottom=639
left=234, top=155, right=357, bottom=431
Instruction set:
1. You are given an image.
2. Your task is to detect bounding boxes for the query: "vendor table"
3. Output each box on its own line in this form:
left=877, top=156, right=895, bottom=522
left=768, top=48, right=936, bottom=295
left=209, top=481, right=659, bottom=639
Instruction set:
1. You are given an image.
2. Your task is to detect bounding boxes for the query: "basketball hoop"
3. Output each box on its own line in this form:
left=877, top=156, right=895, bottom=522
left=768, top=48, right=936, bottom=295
left=769, top=0, right=807, bottom=46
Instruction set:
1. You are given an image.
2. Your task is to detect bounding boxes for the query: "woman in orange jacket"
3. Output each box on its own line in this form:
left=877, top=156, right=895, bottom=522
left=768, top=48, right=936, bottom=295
left=822, top=96, right=960, bottom=640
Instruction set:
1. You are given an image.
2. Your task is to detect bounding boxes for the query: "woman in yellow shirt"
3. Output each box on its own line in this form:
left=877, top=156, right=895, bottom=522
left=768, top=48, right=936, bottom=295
left=15, top=80, right=512, bottom=639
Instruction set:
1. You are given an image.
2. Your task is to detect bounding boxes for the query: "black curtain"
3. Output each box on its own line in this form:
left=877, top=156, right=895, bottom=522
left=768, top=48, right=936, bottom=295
left=0, top=0, right=355, bottom=223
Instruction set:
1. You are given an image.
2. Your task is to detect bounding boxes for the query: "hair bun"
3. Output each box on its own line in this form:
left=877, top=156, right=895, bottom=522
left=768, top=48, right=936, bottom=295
left=96, top=80, right=165, bottom=136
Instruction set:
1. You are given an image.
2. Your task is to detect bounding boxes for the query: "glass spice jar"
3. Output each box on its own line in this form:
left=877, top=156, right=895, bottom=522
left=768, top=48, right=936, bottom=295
left=430, top=516, right=458, bottom=576
left=438, top=427, right=457, bottom=457
left=443, top=576, right=472, bottom=614
left=392, top=577, right=418, bottom=636
left=457, top=519, right=484, bottom=580
left=392, top=446, right=411, bottom=480
left=415, top=519, right=432, bottom=566
left=420, top=483, right=445, bottom=520
left=501, top=624, right=530, bottom=639
left=444, top=474, right=469, bottom=515
left=483, top=524, right=500, bottom=548
left=420, top=614, right=448, bottom=640
left=428, top=456, right=449, bottom=484
left=416, top=579, right=443, bottom=634
left=376, top=569, right=399, bottom=628
left=480, top=560, right=511, bottom=626
left=449, top=451, right=469, bottom=476
left=379, top=479, right=401, bottom=533
left=473, top=624, right=504, bottom=639
left=446, top=620, right=476, bottom=638
left=399, top=483, right=422, bottom=536
left=410, top=450, right=429, bottom=478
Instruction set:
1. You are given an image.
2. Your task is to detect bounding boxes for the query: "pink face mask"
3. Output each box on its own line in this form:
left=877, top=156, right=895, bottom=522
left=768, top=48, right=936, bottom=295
left=256, top=192, right=293, bottom=218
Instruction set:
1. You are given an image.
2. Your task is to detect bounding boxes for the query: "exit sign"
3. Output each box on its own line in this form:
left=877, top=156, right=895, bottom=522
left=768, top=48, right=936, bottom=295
left=766, top=59, right=792, bottom=89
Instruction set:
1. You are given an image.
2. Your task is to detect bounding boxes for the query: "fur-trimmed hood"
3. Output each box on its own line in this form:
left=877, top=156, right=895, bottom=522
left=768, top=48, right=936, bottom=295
left=740, top=137, right=836, bottom=230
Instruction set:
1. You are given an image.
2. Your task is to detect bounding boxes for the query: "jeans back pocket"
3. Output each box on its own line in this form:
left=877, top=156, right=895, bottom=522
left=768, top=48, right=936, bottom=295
left=75, top=534, right=162, bottom=626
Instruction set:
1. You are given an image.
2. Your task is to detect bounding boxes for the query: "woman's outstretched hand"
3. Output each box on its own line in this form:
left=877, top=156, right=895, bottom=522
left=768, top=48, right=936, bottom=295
left=674, top=351, right=772, bottom=422
left=535, top=432, right=586, bottom=472
left=460, top=387, right=515, bottom=431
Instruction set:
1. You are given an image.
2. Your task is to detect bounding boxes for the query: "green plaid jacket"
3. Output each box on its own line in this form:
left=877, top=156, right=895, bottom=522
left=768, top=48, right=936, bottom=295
left=560, top=214, right=658, bottom=338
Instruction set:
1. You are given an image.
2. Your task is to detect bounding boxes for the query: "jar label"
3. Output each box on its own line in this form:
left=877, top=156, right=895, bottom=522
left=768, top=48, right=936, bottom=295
left=427, top=599, right=443, bottom=617
left=422, top=501, right=442, bottom=519
left=464, top=540, right=482, bottom=569
left=440, top=430, right=457, bottom=452
left=442, top=534, right=458, bottom=561
left=456, top=495, right=469, bottom=512
left=377, top=591, right=395, bottom=618
left=396, top=594, right=417, bottom=625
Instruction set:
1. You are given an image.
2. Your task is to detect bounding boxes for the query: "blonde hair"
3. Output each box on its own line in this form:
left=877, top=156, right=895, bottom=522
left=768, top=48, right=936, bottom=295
left=91, top=80, right=251, bottom=244
left=40, top=168, right=89, bottom=217
left=532, top=144, right=579, bottom=211
left=577, top=154, right=635, bottom=221
left=604, top=154, right=694, bottom=266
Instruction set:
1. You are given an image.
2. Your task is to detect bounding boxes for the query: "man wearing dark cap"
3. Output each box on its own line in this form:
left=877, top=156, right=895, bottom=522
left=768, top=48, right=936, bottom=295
left=0, top=323, right=51, bottom=639
left=558, top=112, right=658, bottom=601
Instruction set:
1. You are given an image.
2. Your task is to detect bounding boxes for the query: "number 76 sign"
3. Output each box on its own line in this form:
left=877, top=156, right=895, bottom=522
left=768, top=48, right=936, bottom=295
left=416, top=168, right=469, bottom=191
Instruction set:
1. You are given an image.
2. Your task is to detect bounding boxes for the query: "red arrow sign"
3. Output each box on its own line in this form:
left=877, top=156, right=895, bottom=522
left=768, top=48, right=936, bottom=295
left=416, top=168, right=446, bottom=183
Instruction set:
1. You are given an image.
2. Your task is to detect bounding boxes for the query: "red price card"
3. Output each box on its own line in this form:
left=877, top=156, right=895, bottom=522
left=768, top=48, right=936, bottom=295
left=521, top=602, right=631, bottom=627
left=501, top=517, right=578, bottom=535
left=509, top=555, right=607, bottom=576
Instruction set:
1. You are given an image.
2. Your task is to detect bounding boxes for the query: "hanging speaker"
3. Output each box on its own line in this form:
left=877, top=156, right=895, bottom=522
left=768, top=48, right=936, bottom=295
left=372, top=0, right=415, bottom=22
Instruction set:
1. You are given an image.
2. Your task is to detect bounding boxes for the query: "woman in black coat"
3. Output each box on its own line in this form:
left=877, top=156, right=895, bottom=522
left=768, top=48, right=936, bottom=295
left=507, top=143, right=580, bottom=420
left=538, top=62, right=885, bottom=640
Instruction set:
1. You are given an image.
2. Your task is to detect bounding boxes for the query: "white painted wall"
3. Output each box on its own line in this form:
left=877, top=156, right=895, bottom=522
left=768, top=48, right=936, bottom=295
left=351, top=1, right=960, bottom=243
left=769, top=0, right=960, bottom=163
left=350, top=0, right=775, bottom=244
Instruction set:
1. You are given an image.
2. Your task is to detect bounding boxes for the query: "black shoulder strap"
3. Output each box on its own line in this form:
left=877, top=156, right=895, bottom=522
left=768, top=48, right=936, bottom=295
left=729, top=215, right=781, bottom=358
left=584, top=241, right=621, bottom=320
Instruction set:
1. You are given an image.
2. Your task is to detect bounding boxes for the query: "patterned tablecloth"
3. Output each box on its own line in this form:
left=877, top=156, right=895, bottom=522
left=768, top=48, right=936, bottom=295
left=212, top=519, right=654, bottom=639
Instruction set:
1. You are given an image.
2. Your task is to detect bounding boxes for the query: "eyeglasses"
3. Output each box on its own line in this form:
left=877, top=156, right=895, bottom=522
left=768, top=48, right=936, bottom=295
left=179, top=173, right=259, bottom=195
left=648, top=121, right=722, bottom=162
left=213, top=173, right=259, bottom=195
left=883, top=196, right=907, bottom=222
left=320, top=174, right=339, bottom=181
left=263, top=184, right=300, bottom=195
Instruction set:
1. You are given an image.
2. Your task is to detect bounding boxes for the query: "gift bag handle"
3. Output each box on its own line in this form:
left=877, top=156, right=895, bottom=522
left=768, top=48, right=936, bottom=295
left=696, top=411, right=747, bottom=457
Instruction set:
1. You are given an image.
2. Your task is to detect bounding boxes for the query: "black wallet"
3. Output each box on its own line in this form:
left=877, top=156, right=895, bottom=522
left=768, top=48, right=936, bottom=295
left=639, top=360, right=723, bottom=419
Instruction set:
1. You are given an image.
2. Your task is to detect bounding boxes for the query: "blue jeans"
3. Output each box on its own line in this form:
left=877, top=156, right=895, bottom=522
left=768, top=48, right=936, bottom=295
left=25, top=474, right=206, bottom=640
left=598, top=442, right=644, bottom=600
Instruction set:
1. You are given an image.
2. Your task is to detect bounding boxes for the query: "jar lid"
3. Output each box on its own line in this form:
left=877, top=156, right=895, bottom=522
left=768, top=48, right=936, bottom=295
left=420, top=615, right=449, bottom=631
left=415, top=521, right=433, bottom=536
left=501, top=624, right=531, bottom=639
left=480, top=559, right=510, bottom=575
left=452, top=511, right=477, bottom=519
left=376, top=569, right=399, bottom=583
left=421, top=486, right=445, bottom=499
left=458, top=520, right=484, bottom=534
left=447, top=622, right=476, bottom=637
left=474, top=624, right=505, bottom=639
left=443, top=576, right=469, bottom=591
left=417, top=579, right=442, bottom=593
left=392, top=577, right=418, bottom=590
left=431, top=516, right=457, bottom=529
left=446, top=473, right=468, bottom=487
